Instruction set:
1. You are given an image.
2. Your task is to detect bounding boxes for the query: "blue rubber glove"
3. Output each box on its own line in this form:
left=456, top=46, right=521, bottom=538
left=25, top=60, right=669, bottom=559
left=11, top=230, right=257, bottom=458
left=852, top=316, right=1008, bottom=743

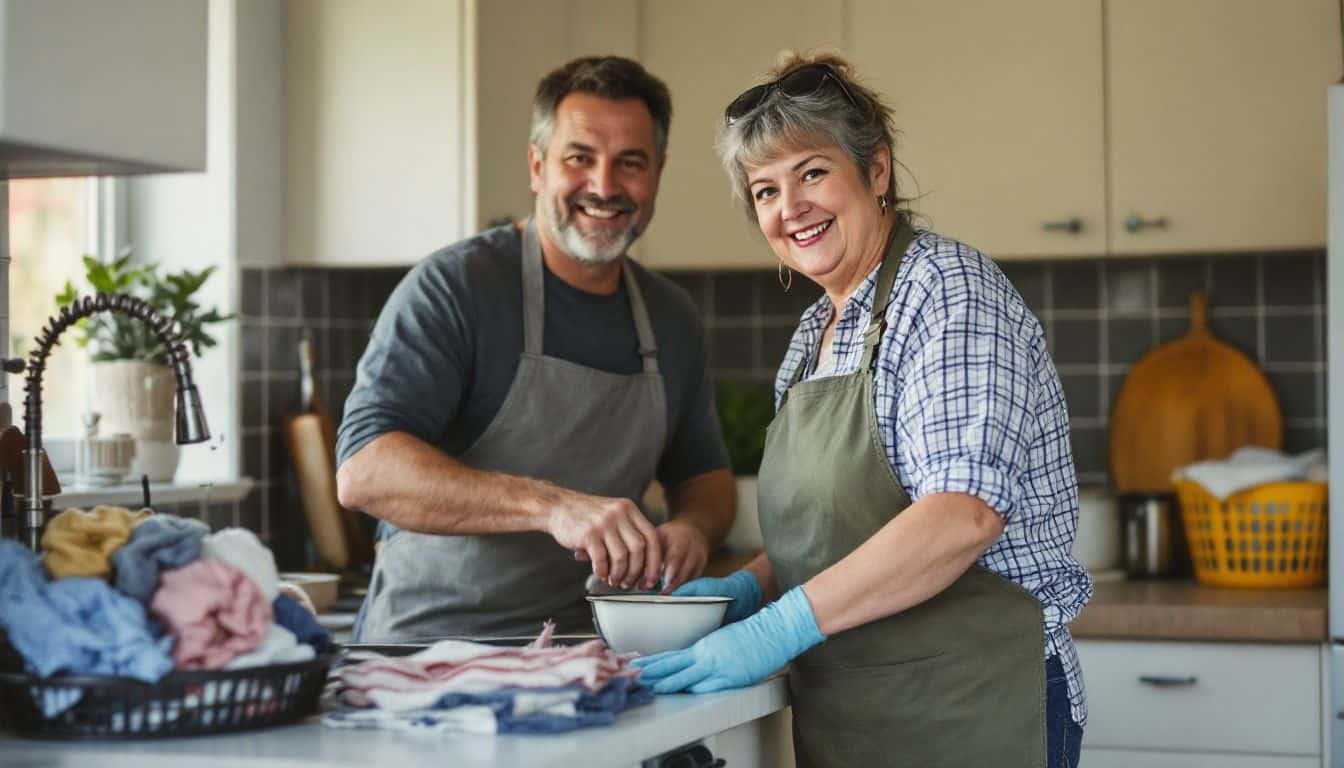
left=632, top=586, right=825, bottom=694
left=672, top=570, right=764, bottom=623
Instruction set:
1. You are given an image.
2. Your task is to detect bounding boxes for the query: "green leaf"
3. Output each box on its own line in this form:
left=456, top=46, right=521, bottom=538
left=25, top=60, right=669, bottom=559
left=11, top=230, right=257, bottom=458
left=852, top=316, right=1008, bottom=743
left=49, top=251, right=235, bottom=364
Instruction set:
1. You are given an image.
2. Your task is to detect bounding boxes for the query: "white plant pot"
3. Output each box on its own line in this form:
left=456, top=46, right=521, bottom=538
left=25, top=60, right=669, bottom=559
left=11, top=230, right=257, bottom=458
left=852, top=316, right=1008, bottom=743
left=725, top=475, right=763, bottom=552
left=90, top=360, right=180, bottom=483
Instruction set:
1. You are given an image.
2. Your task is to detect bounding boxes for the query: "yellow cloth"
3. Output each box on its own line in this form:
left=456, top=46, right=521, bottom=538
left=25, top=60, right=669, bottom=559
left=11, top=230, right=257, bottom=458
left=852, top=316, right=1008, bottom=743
left=41, top=506, right=153, bottom=579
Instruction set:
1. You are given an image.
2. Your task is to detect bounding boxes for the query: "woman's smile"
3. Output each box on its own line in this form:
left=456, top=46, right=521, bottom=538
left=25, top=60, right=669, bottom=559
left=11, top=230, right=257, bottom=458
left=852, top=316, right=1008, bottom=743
left=788, top=218, right=834, bottom=247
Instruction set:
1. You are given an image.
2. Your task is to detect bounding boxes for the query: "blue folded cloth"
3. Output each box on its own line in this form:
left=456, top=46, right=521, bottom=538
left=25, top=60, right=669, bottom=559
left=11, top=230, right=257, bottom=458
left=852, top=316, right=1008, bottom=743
left=273, top=593, right=332, bottom=652
left=111, top=515, right=210, bottom=603
left=0, top=539, right=173, bottom=716
left=321, top=678, right=654, bottom=734
left=492, top=678, right=654, bottom=733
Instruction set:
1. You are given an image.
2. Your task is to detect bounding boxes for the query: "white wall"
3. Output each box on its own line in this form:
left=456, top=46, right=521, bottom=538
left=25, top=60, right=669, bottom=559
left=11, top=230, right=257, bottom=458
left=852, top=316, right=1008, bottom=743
left=129, top=0, right=286, bottom=482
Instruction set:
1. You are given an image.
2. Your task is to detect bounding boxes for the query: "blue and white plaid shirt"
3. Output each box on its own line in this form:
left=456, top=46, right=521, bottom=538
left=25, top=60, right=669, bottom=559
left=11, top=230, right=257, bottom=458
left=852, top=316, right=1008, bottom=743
left=775, top=228, right=1093, bottom=726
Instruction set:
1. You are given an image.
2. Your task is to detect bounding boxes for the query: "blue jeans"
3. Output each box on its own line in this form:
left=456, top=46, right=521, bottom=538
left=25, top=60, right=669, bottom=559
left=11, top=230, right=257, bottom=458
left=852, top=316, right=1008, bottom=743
left=1047, top=655, right=1084, bottom=768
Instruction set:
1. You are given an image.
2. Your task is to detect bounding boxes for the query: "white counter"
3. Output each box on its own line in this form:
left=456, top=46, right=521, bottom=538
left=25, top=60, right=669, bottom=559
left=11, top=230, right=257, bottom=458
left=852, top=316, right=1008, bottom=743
left=51, top=478, right=254, bottom=510
left=0, top=677, right=790, bottom=768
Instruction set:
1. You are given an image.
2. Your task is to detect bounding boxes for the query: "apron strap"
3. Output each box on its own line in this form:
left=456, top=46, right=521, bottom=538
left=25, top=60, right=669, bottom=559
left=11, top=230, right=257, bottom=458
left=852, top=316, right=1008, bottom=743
left=521, top=220, right=546, bottom=356
left=859, top=220, right=915, bottom=372
left=521, top=219, right=660, bottom=373
left=622, top=265, right=661, bottom=374
left=781, top=220, right=915, bottom=401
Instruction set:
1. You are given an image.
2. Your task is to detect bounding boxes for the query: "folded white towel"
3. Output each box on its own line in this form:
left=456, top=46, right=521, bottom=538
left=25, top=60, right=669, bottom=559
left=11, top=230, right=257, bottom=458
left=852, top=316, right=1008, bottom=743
left=202, top=528, right=280, bottom=600
left=1172, top=446, right=1327, bottom=500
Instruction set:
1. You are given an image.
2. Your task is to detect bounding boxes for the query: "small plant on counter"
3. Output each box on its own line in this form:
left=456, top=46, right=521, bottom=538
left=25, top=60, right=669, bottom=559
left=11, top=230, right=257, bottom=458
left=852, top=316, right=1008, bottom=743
left=715, top=381, right=775, bottom=476
left=54, top=252, right=234, bottom=364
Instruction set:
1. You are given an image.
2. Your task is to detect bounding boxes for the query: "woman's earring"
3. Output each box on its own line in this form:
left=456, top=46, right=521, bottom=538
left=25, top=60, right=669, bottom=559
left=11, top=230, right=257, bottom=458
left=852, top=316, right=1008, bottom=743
left=878, top=194, right=889, bottom=215
left=778, top=260, right=793, bottom=292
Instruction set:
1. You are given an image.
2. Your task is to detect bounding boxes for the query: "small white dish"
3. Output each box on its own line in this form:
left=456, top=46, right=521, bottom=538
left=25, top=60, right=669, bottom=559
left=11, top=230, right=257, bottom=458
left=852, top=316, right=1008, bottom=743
left=586, top=594, right=730, bottom=656
left=278, top=571, right=340, bottom=613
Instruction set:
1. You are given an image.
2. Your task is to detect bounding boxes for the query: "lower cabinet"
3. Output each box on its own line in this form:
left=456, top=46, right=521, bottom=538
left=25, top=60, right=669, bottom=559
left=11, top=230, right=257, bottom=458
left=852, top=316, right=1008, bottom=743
left=1082, top=749, right=1319, bottom=768
left=1076, top=639, right=1324, bottom=767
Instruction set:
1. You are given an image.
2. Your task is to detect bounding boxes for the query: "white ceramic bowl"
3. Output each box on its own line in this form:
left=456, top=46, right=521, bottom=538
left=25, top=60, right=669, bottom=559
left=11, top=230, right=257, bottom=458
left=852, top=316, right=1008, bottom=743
left=586, top=594, right=730, bottom=656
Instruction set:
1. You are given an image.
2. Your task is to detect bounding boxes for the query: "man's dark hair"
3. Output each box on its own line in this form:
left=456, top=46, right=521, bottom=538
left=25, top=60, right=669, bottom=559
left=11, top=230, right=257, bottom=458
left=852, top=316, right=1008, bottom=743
left=530, top=56, right=672, bottom=162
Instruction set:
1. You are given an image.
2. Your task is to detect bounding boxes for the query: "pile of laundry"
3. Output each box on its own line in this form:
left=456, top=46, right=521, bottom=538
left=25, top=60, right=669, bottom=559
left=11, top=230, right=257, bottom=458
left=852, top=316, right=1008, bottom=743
left=0, top=506, right=331, bottom=718
left=325, top=622, right=653, bottom=734
left=1173, top=446, right=1328, bottom=499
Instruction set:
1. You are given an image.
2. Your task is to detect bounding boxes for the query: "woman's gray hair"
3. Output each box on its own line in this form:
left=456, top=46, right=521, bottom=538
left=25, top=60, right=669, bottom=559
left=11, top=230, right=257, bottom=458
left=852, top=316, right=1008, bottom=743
left=717, top=52, right=902, bottom=222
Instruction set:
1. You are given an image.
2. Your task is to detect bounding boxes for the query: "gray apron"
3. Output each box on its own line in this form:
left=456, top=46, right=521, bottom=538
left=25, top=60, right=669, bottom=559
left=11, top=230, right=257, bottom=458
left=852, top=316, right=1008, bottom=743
left=757, top=223, right=1047, bottom=768
left=356, top=220, right=668, bottom=641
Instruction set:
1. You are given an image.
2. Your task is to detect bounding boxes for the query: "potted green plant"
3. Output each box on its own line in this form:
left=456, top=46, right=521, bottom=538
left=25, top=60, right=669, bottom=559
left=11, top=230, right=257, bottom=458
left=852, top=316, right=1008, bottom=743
left=55, top=253, right=233, bottom=482
left=714, top=381, right=775, bottom=552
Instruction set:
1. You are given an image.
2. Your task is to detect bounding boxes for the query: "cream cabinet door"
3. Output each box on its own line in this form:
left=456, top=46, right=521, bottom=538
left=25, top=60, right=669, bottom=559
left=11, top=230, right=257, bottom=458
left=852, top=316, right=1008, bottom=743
left=1106, top=0, right=1342, bottom=254
left=637, top=0, right=846, bottom=269
left=286, top=0, right=471, bottom=267
left=1076, top=640, right=1321, bottom=755
left=847, top=0, right=1107, bottom=259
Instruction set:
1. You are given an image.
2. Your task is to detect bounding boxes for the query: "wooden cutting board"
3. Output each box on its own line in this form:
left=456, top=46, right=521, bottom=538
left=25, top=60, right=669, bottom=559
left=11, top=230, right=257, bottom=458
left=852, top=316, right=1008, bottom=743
left=285, top=331, right=372, bottom=570
left=285, top=413, right=351, bottom=570
left=1108, top=292, right=1282, bottom=493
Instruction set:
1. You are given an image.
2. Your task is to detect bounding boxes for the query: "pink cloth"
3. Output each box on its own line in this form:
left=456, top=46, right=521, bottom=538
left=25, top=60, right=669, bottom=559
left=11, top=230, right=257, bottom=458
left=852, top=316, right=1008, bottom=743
left=150, top=558, right=273, bottom=669
left=334, top=621, right=641, bottom=711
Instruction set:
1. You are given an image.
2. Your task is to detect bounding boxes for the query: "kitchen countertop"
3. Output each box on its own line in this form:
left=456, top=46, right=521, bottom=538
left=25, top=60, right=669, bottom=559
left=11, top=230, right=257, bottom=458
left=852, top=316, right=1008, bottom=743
left=0, top=676, right=789, bottom=768
left=52, top=477, right=254, bottom=509
left=1070, top=578, right=1328, bottom=643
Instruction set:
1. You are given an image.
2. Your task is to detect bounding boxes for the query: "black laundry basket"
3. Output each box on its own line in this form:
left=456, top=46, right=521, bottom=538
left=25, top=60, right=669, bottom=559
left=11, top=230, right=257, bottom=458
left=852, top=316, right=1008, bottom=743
left=0, top=633, right=332, bottom=739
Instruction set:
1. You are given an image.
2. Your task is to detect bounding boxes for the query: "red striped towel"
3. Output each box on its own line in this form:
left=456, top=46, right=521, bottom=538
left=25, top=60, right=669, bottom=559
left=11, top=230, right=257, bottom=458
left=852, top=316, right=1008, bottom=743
left=334, top=621, right=641, bottom=711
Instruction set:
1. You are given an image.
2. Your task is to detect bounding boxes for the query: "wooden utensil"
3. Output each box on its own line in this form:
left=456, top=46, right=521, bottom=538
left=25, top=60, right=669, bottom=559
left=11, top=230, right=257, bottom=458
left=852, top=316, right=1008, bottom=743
left=1108, top=292, right=1282, bottom=493
left=284, top=331, right=372, bottom=570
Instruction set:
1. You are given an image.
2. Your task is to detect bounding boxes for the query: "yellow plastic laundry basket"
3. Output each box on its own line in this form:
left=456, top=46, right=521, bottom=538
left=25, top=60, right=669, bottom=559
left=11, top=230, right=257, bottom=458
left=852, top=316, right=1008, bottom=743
left=1174, top=480, right=1328, bottom=588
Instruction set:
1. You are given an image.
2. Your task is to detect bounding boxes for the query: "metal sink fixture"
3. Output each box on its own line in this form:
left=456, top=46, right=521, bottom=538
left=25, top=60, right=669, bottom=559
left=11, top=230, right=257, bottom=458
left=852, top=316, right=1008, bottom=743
left=1, top=292, right=210, bottom=550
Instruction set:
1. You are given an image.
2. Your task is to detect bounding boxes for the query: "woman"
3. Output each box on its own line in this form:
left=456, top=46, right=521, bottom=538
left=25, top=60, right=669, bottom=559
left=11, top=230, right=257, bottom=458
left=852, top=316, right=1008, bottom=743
left=632, top=53, right=1092, bottom=768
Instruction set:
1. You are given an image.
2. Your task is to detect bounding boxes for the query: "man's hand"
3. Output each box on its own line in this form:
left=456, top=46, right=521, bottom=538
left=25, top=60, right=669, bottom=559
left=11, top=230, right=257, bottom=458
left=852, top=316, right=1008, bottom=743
left=546, top=490, right=664, bottom=590
left=656, top=518, right=710, bottom=593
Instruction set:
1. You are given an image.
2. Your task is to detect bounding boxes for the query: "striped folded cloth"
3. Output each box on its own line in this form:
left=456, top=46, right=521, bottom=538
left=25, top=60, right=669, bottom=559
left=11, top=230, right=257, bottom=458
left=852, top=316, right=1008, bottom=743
left=323, top=622, right=653, bottom=734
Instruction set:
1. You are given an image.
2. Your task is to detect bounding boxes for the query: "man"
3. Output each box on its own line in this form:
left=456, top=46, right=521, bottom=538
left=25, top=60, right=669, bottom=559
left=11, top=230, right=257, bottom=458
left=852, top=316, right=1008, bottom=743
left=336, top=57, right=735, bottom=642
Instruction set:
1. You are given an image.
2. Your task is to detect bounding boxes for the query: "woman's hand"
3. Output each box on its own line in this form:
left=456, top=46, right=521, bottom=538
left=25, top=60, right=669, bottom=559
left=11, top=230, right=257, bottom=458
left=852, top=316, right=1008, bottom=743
left=671, top=570, right=763, bottom=622
left=632, top=586, right=824, bottom=694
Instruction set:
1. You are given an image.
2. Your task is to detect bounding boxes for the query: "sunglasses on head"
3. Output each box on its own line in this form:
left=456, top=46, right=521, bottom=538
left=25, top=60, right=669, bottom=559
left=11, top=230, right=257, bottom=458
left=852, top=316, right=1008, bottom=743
left=724, top=63, right=863, bottom=126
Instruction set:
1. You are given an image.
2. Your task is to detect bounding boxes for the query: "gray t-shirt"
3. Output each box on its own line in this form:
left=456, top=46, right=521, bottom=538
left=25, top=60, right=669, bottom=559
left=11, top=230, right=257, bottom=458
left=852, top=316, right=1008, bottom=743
left=336, top=224, right=729, bottom=490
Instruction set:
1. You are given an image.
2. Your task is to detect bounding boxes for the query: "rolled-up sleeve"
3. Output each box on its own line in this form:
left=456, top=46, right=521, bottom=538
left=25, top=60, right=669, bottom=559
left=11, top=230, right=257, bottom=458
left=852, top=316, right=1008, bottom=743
left=890, top=263, right=1039, bottom=521
left=335, top=259, right=472, bottom=467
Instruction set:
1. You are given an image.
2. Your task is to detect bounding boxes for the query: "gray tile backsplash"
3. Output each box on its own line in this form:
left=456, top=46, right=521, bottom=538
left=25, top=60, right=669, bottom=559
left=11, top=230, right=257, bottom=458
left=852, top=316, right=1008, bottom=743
left=239, top=249, right=1327, bottom=559
left=238, top=266, right=400, bottom=567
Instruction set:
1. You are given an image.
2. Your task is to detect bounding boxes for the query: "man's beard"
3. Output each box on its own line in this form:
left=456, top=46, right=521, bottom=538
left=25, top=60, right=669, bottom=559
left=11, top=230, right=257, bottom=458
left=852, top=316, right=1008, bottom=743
left=540, top=191, right=643, bottom=265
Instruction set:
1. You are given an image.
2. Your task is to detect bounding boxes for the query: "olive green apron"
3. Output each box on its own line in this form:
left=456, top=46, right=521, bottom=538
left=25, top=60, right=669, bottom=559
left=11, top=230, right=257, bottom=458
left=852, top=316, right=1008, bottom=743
left=756, top=223, right=1047, bottom=768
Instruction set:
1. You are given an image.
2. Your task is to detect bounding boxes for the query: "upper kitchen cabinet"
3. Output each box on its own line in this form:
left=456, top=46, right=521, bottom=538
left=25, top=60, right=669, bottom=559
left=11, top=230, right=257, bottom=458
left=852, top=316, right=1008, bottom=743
left=848, top=0, right=1108, bottom=259
left=475, top=0, right=638, bottom=236
left=637, top=0, right=846, bottom=269
left=1107, top=0, right=1342, bottom=255
left=286, top=0, right=472, bottom=267
left=0, top=0, right=207, bottom=178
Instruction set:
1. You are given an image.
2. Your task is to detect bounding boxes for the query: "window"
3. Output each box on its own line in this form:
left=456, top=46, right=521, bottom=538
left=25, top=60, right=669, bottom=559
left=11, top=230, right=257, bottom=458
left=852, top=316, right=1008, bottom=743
left=6, top=178, right=108, bottom=437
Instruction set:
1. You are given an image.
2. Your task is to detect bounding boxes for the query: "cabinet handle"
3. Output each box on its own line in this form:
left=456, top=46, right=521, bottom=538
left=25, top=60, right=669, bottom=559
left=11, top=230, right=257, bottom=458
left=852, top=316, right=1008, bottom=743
left=1042, top=218, right=1083, bottom=234
left=1138, top=675, right=1197, bottom=687
left=1124, top=214, right=1169, bottom=233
